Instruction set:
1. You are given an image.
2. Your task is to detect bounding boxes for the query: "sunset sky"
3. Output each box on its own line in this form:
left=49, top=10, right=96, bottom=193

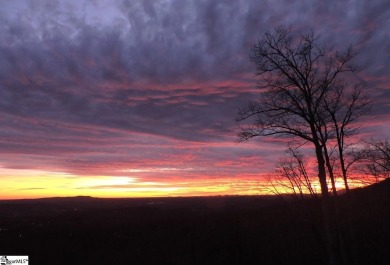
left=0, top=0, right=389, bottom=199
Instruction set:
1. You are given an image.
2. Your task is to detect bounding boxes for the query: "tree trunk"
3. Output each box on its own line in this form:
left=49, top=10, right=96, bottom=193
left=337, top=142, right=350, bottom=193
left=334, top=121, right=350, bottom=193
left=323, top=146, right=338, bottom=197
left=323, top=145, right=348, bottom=265
left=314, top=143, right=338, bottom=265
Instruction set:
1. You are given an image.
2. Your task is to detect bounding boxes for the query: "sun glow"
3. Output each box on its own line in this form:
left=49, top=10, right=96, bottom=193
left=0, top=167, right=263, bottom=199
left=75, top=176, right=137, bottom=187
left=0, top=166, right=375, bottom=200
left=0, top=168, right=183, bottom=199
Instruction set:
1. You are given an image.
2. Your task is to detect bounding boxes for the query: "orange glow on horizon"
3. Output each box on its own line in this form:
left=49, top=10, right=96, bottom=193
left=0, top=168, right=263, bottom=199
left=0, top=167, right=378, bottom=200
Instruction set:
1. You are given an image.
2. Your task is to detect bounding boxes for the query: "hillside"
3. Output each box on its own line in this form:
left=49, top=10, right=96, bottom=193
left=0, top=180, right=388, bottom=265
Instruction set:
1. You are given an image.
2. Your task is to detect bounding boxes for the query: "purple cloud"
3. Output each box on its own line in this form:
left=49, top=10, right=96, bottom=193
left=0, top=0, right=388, bottom=192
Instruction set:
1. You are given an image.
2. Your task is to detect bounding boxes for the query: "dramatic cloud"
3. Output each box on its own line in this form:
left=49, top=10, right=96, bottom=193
left=0, top=0, right=389, bottom=198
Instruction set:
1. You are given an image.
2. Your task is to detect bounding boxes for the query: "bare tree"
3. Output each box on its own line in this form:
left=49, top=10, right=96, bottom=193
left=237, top=26, right=367, bottom=265
left=364, top=139, right=390, bottom=181
left=322, top=82, right=371, bottom=192
left=274, top=146, right=318, bottom=200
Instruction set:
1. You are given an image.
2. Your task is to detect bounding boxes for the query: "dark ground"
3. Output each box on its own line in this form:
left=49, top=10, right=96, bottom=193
left=0, top=179, right=389, bottom=265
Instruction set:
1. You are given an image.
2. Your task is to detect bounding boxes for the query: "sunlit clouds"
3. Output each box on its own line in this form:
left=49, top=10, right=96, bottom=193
left=0, top=0, right=389, bottom=198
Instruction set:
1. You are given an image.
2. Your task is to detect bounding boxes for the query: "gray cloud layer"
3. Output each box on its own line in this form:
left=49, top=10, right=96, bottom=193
left=0, top=0, right=389, bottom=179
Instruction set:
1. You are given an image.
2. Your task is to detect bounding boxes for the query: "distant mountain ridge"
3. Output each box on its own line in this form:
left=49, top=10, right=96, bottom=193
left=1, top=178, right=389, bottom=203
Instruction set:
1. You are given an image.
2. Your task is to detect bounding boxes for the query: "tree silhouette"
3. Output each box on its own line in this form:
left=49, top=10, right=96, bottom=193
left=364, top=139, right=390, bottom=181
left=237, top=26, right=369, bottom=265
left=322, top=82, right=370, bottom=192
left=273, top=146, right=318, bottom=200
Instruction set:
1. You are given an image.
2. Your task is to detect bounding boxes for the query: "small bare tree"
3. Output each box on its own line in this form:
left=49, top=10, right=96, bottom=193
left=322, top=82, right=371, bottom=192
left=274, top=146, right=318, bottom=200
left=364, top=139, right=390, bottom=181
